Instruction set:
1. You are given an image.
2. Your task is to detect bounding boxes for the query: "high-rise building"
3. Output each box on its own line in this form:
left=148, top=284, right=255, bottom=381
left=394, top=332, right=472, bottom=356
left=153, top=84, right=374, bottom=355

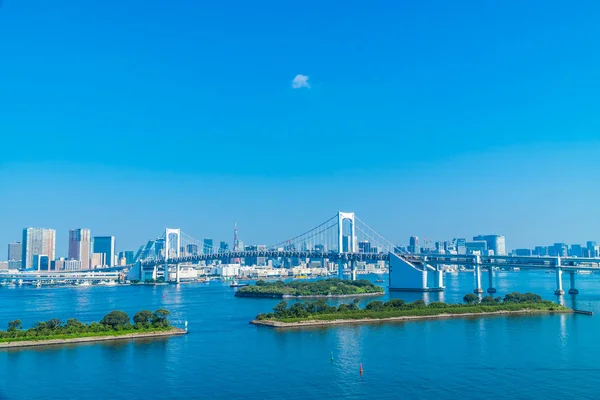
left=219, top=242, right=229, bottom=253
left=533, top=246, right=548, bottom=256
left=553, top=243, right=568, bottom=258
left=90, top=253, right=106, bottom=269
left=408, top=236, right=420, bottom=254
left=473, top=235, right=506, bottom=256
left=358, top=241, right=371, bottom=253
left=8, top=242, right=22, bottom=261
left=93, top=236, right=115, bottom=267
left=22, top=228, right=56, bottom=270
left=570, top=244, right=583, bottom=257
left=32, top=254, right=50, bottom=271
left=466, top=241, right=487, bottom=255
left=68, top=229, right=91, bottom=269
left=586, top=241, right=599, bottom=258
left=186, top=244, right=199, bottom=256
left=342, top=235, right=352, bottom=252
left=203, top=239, right=213, bottom=255
left=117, top=251, right=135, bottom=264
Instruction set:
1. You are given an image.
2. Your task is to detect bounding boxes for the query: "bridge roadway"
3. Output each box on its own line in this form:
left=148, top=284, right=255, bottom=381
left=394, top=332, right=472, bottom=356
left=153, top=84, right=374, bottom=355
left=141, top=250, right=600, bottom=271
left=404, top=254, right=600, bottom=270
left=140, top=250, right=389, bottom=267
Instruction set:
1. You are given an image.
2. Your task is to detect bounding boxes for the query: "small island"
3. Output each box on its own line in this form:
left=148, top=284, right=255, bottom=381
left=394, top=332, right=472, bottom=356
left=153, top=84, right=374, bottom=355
left=0, top=309, right=186, bottom=349
left=235, top=278, right=385, bottom=298
left=251, top=292, right=572, bottom=328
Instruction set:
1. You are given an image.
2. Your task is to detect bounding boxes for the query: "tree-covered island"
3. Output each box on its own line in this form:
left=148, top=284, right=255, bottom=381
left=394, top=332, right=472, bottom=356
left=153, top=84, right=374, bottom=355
left=0, top=309, right=185, bottom=348
left=235, top=278, right=385, bottom=298
left=252, top=292, right=571, bottom=327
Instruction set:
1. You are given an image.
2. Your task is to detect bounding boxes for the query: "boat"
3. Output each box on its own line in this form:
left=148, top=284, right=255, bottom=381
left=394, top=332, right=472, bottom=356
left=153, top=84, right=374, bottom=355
left=375, top=279, right=385, bottom=283
left=230, top=280, right=249, bottom=288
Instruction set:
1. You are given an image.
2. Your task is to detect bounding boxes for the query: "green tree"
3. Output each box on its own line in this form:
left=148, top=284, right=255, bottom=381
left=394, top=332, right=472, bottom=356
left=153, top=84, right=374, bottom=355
left=384, top=299, right=406, bottom=309
left=481, top=296, right=496, bottom=304
left=100, top=311, right=130, bottom=330
left=365, top=301, right=385, bottom=312
left=8, top=320, right=22, bottom=331
left=133, top=310, right=153, bottom=326
left=46, top=319, right=61, bottom=330
left=463, top=294, right=478, bottom=304
left=152, top=309, right=171, bottom=327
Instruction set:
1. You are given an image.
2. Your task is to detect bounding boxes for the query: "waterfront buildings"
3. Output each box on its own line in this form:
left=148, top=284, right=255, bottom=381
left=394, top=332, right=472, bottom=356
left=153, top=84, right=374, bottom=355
left=8, top=242, right=22, bottom=262
left=22, top=228, right=56, bottom=270
left=68, top=228, right=91, bottom=269
left=473, top=235, right=506, bottom=256
left=93, top=236, right=115, bottom=267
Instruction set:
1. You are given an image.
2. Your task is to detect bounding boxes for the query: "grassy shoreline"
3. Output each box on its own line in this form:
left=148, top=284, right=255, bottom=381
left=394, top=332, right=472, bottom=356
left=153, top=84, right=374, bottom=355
left=235, top=278, right=384, bottom=298
left=0, top=327, right=186, bottom=349
left=252, top=308, right=572, bottom=328
left=252, top=292, right=572, bottom=329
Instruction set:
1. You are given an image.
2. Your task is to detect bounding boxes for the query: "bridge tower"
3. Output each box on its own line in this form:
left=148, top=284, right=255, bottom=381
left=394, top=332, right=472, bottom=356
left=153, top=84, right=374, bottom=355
left=165, top=228, right=181, bottom=283
left=338, top=212, right=357, bottom=279
left=165, top=228, right=181, bottom=260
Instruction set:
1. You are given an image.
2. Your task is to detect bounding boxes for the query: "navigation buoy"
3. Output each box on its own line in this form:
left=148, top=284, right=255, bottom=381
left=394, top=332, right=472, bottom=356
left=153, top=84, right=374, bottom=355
left=359, top=363, right=363, bottom=374
left=330, top=352, right=334, bottom=363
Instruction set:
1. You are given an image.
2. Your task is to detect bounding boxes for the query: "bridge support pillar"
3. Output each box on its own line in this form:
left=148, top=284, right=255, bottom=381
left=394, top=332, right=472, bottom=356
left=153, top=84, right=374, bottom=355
left=555, top=266, right=564, bottom=295
left=176, top=264, right=181, bottom=284
left=568, top=272, right=578, bottom=295
left=474, top=256, right=483, bottom=294
left=487, top=268, right=496, bottom=293
left=434, top=266, right=444, bottom=290
left=351, top=261, right=357, bottom=281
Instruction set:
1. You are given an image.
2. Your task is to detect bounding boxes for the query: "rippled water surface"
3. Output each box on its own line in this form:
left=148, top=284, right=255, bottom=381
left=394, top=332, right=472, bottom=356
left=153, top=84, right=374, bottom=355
left=1, top=271, right=599, bottom=399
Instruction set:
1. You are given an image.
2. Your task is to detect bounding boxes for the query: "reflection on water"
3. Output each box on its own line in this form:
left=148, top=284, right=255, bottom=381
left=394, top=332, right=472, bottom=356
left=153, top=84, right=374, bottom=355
left=1, top=272, right=600, bottom=399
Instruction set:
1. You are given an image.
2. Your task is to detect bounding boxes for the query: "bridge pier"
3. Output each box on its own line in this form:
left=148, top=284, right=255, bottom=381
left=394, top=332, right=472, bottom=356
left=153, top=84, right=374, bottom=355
left=435, top=266, right=444, bottom=290
left=474, top=256, right=483, bottom=294
left=568, top=272, right=578, bottom=295
left=487, top=268, right=496, bottom=293
left=555, top=266, right=564, bottom=295
left=351, top=260, right=357, bottom=281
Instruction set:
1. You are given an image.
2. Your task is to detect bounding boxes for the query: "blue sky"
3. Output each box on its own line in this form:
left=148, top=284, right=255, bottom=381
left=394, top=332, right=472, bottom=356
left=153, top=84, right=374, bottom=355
left=2, top=0, right=600, bottom=257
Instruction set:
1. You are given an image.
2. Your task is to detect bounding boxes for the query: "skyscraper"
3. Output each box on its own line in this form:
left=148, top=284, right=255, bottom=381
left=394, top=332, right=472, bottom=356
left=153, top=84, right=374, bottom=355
left=93, top=236, right=115, bottom=267
left=68, top=229, right=91, bottom=269
left=22, top=228, right=56, bottom=270
left=203, top=239, right=213, bottom=255
left=473, top=235, right=506, bottom=256
left=8, top=242, right=22, bottom=261
left=408, top=236, right=420, bottom=254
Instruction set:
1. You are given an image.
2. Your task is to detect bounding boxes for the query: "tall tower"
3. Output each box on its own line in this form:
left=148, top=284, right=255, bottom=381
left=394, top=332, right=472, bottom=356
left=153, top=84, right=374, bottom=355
left=69, top=229, right=91, bottom=269
left=233, top=223, right=240, bottom=263
left=233, top=223, right=239, bottom=251
left=22, top=228, right=56, bottom=270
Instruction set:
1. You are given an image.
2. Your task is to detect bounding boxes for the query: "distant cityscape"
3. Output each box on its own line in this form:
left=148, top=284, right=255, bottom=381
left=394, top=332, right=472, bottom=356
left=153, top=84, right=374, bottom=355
left=2, top=227, right=599, bottom=275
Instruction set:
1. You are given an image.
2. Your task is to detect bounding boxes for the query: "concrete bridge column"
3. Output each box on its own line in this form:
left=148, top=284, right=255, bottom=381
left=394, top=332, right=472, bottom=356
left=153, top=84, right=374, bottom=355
left=568, top=272, right=578, bottom=295
left=351, top=261, right=357, bottom=281
left=555, top=267, right=564, bottom=295
left=176, top=264, right=181, bottom=284
left=474, top=256, right=483, bottom=294
left=436, top=266, right=444, bottom=289
left=338, top=260, right=344, bottom=279
left=487, top=267, right=496, bottom=293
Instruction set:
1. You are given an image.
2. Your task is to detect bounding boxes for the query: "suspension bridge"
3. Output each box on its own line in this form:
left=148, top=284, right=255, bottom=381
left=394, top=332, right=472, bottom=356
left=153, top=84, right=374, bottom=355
left=132, top=212, right=402, bottom=281
left=4, top=211, right=600, bottom=295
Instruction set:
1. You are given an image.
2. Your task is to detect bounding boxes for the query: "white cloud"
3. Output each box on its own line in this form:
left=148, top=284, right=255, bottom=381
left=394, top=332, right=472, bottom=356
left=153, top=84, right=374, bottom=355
left=291, top=74, right=310, bottom=89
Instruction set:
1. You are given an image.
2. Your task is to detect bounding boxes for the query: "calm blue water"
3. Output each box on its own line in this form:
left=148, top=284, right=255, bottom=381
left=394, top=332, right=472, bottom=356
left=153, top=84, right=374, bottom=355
left=1, top=271, right=599, bottom=399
